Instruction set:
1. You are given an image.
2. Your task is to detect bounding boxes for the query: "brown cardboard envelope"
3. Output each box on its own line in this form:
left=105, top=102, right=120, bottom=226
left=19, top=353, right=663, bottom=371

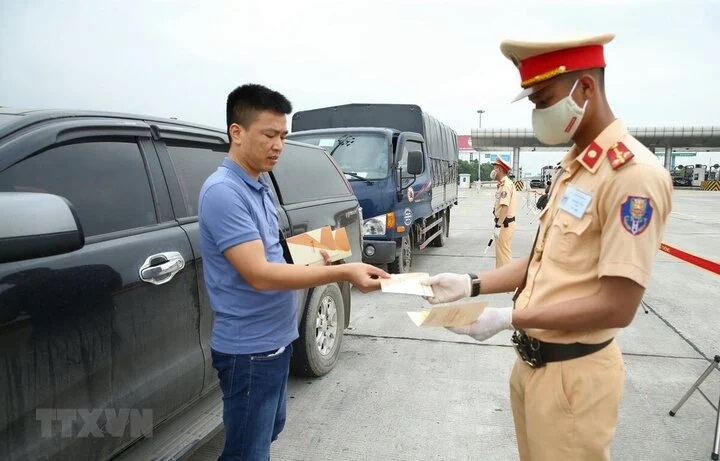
left=407, top=301, right=487, bottom=327
left=286, top=226, right=352, bottom=266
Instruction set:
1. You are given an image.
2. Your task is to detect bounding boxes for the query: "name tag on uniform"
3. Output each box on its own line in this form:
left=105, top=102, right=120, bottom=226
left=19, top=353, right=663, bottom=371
left=558, top=185, right=592, bottom=218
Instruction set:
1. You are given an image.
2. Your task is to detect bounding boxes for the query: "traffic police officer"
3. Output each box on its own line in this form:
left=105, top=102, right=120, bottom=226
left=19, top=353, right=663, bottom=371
left=421, top=33, right=673, bottom=460
left=492, top=157, right=517, bottom=267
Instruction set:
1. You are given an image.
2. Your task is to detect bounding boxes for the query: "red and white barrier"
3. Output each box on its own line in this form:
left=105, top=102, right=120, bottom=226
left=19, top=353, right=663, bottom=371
left=659, top=243, right=720, bottom=276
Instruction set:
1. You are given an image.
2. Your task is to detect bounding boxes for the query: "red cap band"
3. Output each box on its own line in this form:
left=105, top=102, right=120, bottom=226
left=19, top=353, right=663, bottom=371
left=520, top=45, right=606, bottom=88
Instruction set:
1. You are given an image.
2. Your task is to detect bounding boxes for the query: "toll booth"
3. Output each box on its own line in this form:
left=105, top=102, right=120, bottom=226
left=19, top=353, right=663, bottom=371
left=691, top=164, right=707, bottom=186
left=459, top=173, right=471, bottom=188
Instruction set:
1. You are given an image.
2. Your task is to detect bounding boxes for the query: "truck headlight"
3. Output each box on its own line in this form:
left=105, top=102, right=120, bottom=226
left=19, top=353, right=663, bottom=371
left=363, top=215, right=386, bottom=236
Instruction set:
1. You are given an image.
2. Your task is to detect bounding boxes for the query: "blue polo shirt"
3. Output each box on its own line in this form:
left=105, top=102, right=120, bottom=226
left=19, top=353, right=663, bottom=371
left=198, top=158, right=298, bottom=355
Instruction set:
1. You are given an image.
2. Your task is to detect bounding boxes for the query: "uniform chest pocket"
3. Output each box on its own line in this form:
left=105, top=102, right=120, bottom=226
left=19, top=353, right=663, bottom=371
left=545, top=210, right=596, bottom=269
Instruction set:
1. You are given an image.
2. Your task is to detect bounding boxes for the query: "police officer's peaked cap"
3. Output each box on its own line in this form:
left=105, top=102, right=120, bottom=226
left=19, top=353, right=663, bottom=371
left=494, top=157, right=511, bottom=173
left=501, top=32, right=615, bottom=102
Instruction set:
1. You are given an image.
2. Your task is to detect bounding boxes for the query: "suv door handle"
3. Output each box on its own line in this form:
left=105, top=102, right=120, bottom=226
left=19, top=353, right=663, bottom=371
left=139, top=252, right=185, bottom=285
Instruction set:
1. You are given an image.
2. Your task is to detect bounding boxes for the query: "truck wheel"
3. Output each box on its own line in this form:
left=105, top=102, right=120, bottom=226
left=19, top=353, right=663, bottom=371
left=432, top=212, right=447, bottom=247
left=444, top=209, right=450, bottom=238
left=387, top=234, right=412, bottom=273
left=291, top=283, right=345, bottom=377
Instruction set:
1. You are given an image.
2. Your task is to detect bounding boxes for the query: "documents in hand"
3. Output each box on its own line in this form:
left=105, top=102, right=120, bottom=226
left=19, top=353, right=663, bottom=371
left=407, top=301, right=487, bottom=327
left=380, top=272, right=434, bottom=297
left=285, top=226, right=352, bottom=266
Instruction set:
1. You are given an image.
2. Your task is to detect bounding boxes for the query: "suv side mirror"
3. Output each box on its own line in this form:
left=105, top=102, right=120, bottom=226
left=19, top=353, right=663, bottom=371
left=0, top=193, right=85, bottom=264
left=407, top=150, right=423, bottom=176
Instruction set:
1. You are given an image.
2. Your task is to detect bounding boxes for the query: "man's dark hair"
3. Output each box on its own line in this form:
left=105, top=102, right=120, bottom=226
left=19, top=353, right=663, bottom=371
left=226, top=84, right=292, bottom=131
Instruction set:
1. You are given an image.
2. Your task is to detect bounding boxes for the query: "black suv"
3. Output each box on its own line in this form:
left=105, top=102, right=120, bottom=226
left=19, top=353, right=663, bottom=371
left=529, top=177, right=546, bottom=189
left=0, top=108, right=363, bottom=460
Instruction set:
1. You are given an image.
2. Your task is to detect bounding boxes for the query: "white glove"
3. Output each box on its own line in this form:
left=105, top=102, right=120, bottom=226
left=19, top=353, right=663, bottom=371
left=419, top=273, right=471, bottom=304
left=493, top=226, right=500, bottom=239
left=446, top=307, right=514, bottom=342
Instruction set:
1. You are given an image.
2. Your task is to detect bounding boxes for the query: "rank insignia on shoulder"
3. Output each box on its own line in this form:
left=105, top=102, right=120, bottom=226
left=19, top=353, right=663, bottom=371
left=578, top=141, right=603, bottom=170
left=607, top=142, right=634, bottom=170
left=620, top=196, right=653, bottom=235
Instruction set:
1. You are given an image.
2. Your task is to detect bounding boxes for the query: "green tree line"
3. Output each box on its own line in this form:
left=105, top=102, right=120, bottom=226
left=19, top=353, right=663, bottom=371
left=458, top=159, right=494, bottom=183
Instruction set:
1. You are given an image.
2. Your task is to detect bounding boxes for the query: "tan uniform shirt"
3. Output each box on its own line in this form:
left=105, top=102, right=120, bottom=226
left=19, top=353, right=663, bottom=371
left=494, top=177, right=517, bottom=219
left=516, top=120, right=673, bottom=344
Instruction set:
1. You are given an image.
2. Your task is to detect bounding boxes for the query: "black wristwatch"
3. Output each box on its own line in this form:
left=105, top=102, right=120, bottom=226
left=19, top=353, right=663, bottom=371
left=468, top=273, right=481, bottom=297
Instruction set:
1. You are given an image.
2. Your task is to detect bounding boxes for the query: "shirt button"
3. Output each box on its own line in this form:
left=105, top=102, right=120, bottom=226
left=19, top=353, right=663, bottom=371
left=563, top=221, right=569, bottom=227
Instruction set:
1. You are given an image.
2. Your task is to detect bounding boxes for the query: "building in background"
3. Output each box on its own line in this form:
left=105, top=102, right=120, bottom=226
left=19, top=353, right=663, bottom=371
left=457, top=135, right=477, bottom=162
left=457, top=134, right=511, bottom=164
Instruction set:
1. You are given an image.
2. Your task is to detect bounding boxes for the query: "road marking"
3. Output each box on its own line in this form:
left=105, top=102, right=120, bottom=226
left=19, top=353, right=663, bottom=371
left=671, top=211, right=699, bottom=219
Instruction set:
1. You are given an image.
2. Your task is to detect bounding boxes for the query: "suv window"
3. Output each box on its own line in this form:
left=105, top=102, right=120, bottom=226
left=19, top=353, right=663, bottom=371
left=165, top=143, right=226, bottom=217
left=272, top=143, right=351, bottom=205
left=0, top=140, right=156, bottom=236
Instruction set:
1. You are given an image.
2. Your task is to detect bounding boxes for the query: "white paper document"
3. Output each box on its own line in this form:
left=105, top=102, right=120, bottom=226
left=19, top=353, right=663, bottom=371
left=407, top=301, right=487, bottom=327
left=380, top=272, right=434, bottom=297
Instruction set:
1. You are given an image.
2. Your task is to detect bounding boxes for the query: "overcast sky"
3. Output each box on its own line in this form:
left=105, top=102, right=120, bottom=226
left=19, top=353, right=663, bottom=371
left=2, top=0, right=718, bottom=174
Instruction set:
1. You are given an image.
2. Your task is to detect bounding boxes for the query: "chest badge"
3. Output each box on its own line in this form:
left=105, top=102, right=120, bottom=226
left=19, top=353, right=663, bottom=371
left=620, top=196, right=653, bottom=235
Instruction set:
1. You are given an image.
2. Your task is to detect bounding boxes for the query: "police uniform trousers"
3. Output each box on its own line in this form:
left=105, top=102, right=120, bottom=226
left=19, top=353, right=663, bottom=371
left=509, top=339, right=625, bottom=461
left=495, top=222, right=515, bottom=268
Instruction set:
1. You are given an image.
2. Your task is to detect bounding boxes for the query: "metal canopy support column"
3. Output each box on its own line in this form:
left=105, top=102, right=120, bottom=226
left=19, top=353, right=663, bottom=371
left=664, top=146, right=673, bottom=171
left=512, top=146, right=520, bottom=179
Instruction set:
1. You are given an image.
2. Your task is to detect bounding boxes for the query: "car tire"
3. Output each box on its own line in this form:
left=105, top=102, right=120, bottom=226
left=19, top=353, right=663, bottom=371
left=291, top=283, right=345, bottom=377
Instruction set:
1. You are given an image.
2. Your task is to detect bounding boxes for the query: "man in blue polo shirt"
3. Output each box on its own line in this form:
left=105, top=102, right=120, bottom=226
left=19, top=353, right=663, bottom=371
left=198, top=84, right=389, bottom=461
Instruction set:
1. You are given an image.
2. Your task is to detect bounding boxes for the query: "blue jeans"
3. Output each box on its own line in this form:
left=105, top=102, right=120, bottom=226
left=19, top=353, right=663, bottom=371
left=211, top=344, right=292, bottom=461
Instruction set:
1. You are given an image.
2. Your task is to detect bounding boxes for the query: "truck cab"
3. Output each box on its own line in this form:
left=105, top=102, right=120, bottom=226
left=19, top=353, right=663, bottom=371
left=288, top=104, right=459, bottom=273
left=288, top=127, right=427, bottom=273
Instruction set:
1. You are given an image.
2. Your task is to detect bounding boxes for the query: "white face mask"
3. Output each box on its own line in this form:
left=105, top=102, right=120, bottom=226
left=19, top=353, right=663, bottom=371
left=531, top=80, right=588, bottom=145
left=490, top=169, right=497, bottom=180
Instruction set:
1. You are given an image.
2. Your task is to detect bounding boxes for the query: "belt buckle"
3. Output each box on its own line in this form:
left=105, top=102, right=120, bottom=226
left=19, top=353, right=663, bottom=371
left=511, top=331, right=543, bottom=368
left=511, top=331, right=541, bottom=368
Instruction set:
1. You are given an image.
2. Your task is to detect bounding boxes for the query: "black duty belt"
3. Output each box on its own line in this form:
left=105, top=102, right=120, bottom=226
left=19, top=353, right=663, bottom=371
left=511, top=331, right=613, bottom=368
left=494, top=216, right=516, bottom=228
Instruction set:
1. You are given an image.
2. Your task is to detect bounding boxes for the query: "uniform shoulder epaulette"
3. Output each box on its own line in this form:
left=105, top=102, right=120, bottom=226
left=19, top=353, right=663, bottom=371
left=606, top=142, right=634, bottom=170
left=578, top=141, right=602, bottom=170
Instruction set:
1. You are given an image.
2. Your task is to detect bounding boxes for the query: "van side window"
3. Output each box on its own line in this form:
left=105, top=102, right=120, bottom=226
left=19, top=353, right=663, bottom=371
left=272, top=144, right=351, bottom=205
left=0, top=140, right=156, bottom=236
left=165, top=143, right=226, bottom=217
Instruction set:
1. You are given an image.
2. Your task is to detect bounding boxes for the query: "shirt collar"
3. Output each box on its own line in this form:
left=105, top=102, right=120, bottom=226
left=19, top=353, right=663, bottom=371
left=222, top=158, right=268, bottom=192
left=561, top=119, right=628, bottom=174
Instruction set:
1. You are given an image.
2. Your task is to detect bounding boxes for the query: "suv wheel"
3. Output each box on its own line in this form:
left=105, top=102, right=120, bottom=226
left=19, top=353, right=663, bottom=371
left=291, top=283, right=345, bottom=377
